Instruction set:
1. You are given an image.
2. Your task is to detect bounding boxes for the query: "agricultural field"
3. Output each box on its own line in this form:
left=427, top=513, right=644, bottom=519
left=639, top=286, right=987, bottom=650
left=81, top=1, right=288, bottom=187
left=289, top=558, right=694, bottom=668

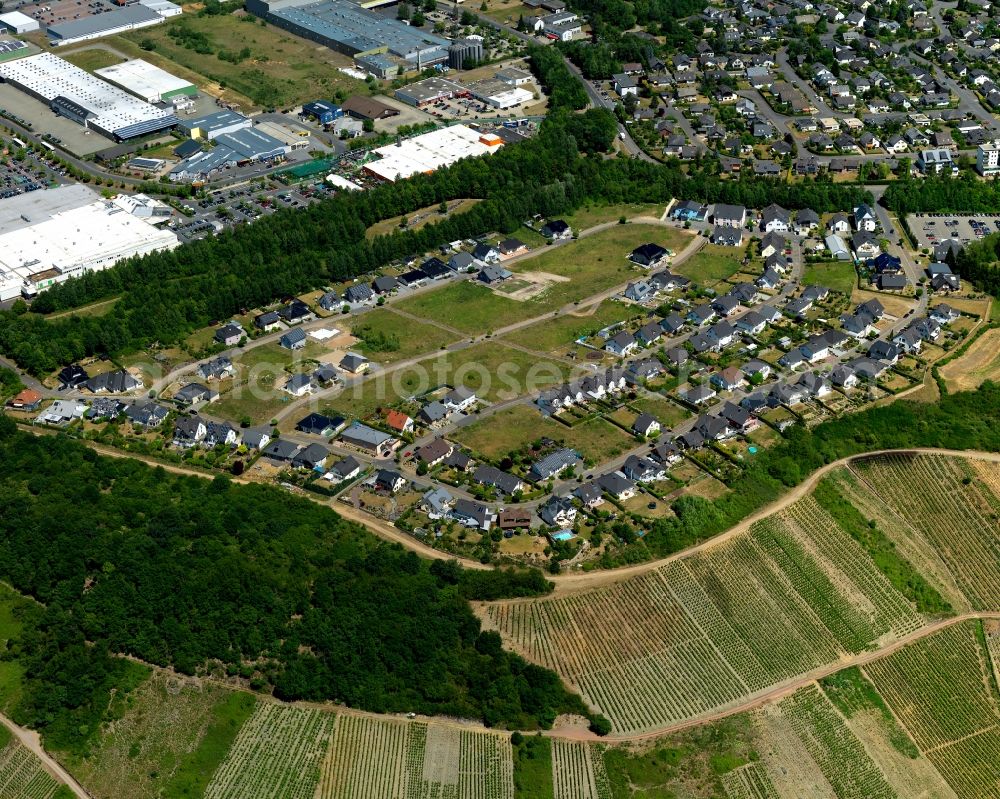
left=204, top=702, right=335, bottom=799
left=0, top=732, right=63, bottom=799
left=480, top=463, right=937, bottom=734
left=451, top=405, right=634, bottom=464
left=551, top=741, right=610, bottom=799
left=318, top=713, right=514, bottom=799
left=847, top=453, right=1000, bottom=610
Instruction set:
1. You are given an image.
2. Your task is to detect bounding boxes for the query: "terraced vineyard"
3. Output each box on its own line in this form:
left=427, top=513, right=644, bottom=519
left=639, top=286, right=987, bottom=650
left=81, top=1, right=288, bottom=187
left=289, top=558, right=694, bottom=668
left=318, top=714, right=514, bottom=799
left=864, top=621, right=1000, bottom=798
left=0, top=737, right=61, bottom=799
left=204, top=702, right=335, bottom=799
left=551, top=740, right=610, bottom=799
left=482, top=482, right=926, bottom=733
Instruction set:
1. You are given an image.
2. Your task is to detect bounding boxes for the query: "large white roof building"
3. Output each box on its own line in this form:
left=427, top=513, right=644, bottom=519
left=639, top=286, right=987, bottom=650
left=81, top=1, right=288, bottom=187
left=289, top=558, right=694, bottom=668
left=0, top=53, right=176, bottom=140
left=0, top=185, right=179, bottom=301
left=95, top=59, right=196, bottom=103
left=364, top=124, right=502, bottom=182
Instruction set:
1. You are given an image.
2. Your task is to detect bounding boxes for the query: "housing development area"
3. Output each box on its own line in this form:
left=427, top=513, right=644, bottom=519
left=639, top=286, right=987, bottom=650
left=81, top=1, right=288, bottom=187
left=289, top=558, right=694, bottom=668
left=0, top=0, right=999, bottom=794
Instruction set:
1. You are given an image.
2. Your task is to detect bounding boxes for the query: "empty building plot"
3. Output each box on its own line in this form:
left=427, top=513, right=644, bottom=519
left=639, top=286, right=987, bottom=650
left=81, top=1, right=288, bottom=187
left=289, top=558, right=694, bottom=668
left=95, top=58, right=196, bottom=103
left=0, top=184, right=179, bottom=301
left=363, top=124, right=503, bottom=182
left=0, top=52, right=176, bottom=140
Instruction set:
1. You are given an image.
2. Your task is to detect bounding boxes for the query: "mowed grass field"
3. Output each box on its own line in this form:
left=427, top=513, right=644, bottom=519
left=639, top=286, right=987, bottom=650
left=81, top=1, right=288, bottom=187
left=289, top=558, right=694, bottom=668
left=802, top=260, right=858, bottom=296
left=478, top=453, right=1000, bottom=735
left=502, top=300, right=642, bottom=353
left=397, top=226, right=692, bottom=335
left=326, top=341, right=573, bottom=420
left=451, top=405, right=634, bottom=464
left=118, top=12, right=366, bottom=109
left=939, top=327, right=1000, bottom=392
left=350, top=309, right=459, bottom=363
left=671, top=244, right=744, bottom=286
left=366, top=200, right=481, bottom=240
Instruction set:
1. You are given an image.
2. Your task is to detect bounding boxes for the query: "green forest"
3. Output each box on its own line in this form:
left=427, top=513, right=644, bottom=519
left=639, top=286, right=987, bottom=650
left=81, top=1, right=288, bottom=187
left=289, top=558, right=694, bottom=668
left=0, top=416, right=587, bottom=753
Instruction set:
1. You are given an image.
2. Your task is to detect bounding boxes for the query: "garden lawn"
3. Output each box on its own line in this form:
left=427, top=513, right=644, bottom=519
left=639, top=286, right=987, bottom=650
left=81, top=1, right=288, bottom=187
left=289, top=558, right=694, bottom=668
left=802, top=260, right=858, bottom=296
left=630, top=393, right=692, bottom=428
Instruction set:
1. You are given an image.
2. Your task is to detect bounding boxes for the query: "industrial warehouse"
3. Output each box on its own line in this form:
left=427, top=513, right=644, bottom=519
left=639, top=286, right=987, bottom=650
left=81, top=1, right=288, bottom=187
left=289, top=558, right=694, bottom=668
left=46, top=0, right=180, bottom=47
left=94, top=59, right=196, bottom=104
left=0, top=185, right=179, bottom=301
left=245, top=0, right=451, bottom=71
left=169, top=126, right=293, bottom=182
left=364, top=124, right=502, bottom=182
left=0, top=53, right=177, bottom=140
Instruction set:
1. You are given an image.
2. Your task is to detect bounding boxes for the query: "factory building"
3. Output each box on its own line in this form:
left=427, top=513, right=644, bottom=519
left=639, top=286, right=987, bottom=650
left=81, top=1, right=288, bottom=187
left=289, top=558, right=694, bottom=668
left=46, top=1, right=179, bottom=46
left=466, top=78, right=533, bottom=109
left=0, top=185, right=179, bottom=301
left=95, top=59, right=196, bottom=103
left=245, top=0, right=450, bottom=69
left=177, top=110, right=252, bottom=140
left=0, top=53, right=177, bottom=140
left=363, top=124, right=502, bottom=182
left=169, top=126, right=290, bottom=181
left=393, top=77, right=467, bottom=107
left=0, top=11, right=39, bottom=34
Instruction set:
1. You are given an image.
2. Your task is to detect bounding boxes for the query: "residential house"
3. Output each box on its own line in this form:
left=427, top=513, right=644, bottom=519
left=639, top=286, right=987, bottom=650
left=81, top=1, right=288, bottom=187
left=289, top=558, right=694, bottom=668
left=597, top=472, right=636, bottom=501
left=339, top=353, right=370, bottom=374
left=713, top=226, right=743, bottom=247
left=711, top=366, right=745, bottom=391
left=124, top=401, right=169, bottom=428
left=473, top=465, right=525, bottom=496
left=628, top=243, right=669, bottom=267
left=606, top=330, right=638, bottom=357
left=539, top=496, right=577, bottom=527
left=6, top=389, right=43, bottom=411
left=760, top=204, right=791, bottom=233
left=296, top=412, right=345, bottom=437
left=421, top=487, right=455, bottom=519
left=173, top=415, right=207, bottom=448
left=530, top=448, right=582, bottom=481
left=479, top=265, right=513, bottom=284
left=374, top=468, right=407, bottom=493
left=323, top=455, right=361, bottom=483
left=622, top=455, right=667, bottom=482
left=254, top=310, right=282, bottom=332
left=174, top=382, right=218, bottom=405
left=284, top=373, right=313, bottom=397
left=632, top=413, right=661, bottom=437
left=198, top=356, right=234, bottom=381
left=452, top=499, right=496, bottom=531
left=339, top=422, right=399, bottom=457
left=86, top=370, right=140, bottom=394
left=345, top=283, right=375, bottom=304
left=415, top=438, right=453, bottom=467
left=444, top=387, right=477, bottom=412
left=57, top=364, right=89, bottom=389
left=279, top=328, right=307, bottom=350
left=541, top=219, right=572, bottom=239
left=214, top=322, right=244, bottom=346
left=713, top=203, right=747, bottom=227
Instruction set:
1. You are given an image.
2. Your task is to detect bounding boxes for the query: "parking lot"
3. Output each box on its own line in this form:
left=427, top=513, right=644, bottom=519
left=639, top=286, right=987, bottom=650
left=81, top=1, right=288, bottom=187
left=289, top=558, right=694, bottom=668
left=906, top=213, right=1000, bottom=251
left=7, top=0, right=117, bottom=33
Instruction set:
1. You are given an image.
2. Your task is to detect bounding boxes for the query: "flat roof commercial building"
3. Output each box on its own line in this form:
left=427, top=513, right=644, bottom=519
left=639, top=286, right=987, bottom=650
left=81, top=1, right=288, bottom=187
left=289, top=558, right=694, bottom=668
left=245, top=0, right=450, bottom=68
left=0, top=11, right=39, bottom=33
left=46, top=3, right=175, bottom=46
left=0, top=184, right=179, bottom=301
left=466, top=78, right=533, bottom=109
left=177, top=110, right=252, bottom=140
left=364, top=123, right=502, bottom=182
left=393, top=76, right=467, bottom=107
left=0, top=52, right=177, bottom=140
left=95, top=59, right=196, bottom=103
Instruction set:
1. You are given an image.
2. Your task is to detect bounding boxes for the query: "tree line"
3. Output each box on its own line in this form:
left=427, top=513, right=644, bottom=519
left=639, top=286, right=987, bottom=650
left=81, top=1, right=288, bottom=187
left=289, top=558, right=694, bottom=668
left=883, top=173, right=1000, bottom=215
